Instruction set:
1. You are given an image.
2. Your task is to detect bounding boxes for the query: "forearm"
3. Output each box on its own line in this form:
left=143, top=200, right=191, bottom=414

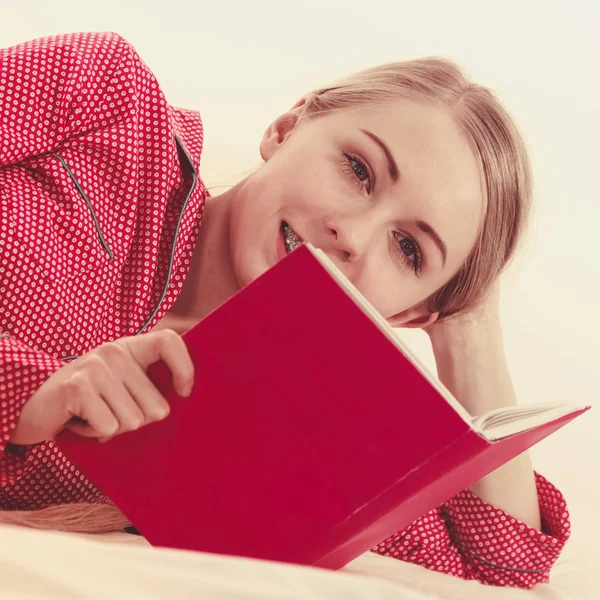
left=429, top=319, right=541, bottom=530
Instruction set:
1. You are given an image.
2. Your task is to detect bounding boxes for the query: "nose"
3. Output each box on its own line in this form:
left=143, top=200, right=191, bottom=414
left=325, top=215, right=371, bottom=263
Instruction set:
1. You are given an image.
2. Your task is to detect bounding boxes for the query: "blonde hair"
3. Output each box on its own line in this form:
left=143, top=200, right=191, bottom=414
left=0, top=57, right=532, bottom=534
left=0, top=502, right=131, bottom=533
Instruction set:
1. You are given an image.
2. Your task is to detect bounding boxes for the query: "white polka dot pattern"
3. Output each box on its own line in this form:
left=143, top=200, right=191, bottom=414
left=0, top=32, right=570, bottom=589
left=0, top=32, right=205, bottom=505
left=372, top=474, right=569, bottom=588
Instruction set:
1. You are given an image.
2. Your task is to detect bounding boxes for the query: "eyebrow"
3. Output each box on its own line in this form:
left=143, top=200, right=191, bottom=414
left=359, top=129, right=400, bottom=183
left=416, top=220, right=447, bottom=267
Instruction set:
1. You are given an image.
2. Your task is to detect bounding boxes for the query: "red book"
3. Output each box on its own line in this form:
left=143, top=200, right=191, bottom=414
left=56, top=244, right=589, bottom=569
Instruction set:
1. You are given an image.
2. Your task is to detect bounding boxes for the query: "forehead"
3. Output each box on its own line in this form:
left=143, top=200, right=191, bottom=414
left=322, top=99, right=486, bottom=264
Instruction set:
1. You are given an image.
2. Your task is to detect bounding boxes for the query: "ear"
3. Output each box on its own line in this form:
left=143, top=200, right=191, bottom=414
left=386, top=305, right=440, bottom=329
left=259, top=95, right=316, bottom=161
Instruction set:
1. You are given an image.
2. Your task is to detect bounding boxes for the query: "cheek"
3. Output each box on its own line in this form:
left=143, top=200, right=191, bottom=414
left=357, top=273, right=423, bottom=319
left=228, top=151, right=351, bottom=284
left=265, top=146, right=345, bottom=211
left=343, top=250, right=416, bottom=319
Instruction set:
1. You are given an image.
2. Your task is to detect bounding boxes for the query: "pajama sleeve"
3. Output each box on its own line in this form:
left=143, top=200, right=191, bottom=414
left=372, top=472, right=570, bottom=588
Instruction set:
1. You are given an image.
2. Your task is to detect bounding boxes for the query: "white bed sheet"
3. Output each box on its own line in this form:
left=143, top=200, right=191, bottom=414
left=1, top=525, right=597, bottom=600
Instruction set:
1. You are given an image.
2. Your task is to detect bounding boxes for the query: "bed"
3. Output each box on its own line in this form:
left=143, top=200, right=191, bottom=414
left=1, top=502, right=597, bottom=600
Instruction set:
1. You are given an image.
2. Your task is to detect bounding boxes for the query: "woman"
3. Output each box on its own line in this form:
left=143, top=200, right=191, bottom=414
left=0, top=32, right=569, bottom=588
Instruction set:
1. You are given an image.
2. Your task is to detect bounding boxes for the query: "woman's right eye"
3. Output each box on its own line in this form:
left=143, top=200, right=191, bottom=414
left=341, top=152, right=373, bottom=194
left=393, top=232, right=422, bottom=276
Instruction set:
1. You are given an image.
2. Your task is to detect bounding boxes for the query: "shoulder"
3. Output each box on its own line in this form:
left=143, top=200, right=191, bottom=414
left=2, top=32, right=142, bottom=75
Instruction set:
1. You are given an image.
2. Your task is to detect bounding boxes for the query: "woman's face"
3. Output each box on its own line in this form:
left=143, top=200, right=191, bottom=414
left=228, top=97, right=485, bottom=325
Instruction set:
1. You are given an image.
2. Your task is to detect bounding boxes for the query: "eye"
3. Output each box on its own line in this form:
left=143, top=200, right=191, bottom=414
left=341, top=152, right=373, bottom=194
left=393, top=232, right=422, bottom=276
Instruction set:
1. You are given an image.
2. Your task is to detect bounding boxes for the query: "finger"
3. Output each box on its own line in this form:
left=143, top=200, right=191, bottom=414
left=66, top=419, right=106, bottom=438
left=118, top=359, right=171, bottom=423
left=122, top=330, right=195, bottom=397
left=97, top=374, right=146, bottom=434
left=66, top=423, right=117, bottom=444
left=67, top=388, right=119, bottom=439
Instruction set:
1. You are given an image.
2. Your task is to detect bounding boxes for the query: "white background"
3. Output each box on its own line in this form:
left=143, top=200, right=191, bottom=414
left=2, top=0, right=598, bottom=543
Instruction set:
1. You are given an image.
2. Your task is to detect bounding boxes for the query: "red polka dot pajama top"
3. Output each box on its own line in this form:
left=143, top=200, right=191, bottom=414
left=0, top=32, right=570, bottom=589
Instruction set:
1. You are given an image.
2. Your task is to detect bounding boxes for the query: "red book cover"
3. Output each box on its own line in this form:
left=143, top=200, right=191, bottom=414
left=56, top=245, right=589, bottom=569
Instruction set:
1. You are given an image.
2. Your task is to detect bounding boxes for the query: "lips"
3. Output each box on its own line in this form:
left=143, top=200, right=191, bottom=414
left=281, top=221, right=303, bottom=253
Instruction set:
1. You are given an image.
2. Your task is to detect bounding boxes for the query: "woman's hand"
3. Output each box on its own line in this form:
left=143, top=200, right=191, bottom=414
left=9, top=330, right=194, bottom=445
left=425, top=281, right=502, bottom=341
left=425, top=282, right=511, bottom=416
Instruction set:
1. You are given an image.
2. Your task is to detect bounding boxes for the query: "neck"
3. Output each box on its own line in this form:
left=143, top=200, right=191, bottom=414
left=166, top=189, right=240, bottom=327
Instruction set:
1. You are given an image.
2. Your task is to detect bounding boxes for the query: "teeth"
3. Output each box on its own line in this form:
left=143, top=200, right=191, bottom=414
left=282, top=222, right=302, bottom=253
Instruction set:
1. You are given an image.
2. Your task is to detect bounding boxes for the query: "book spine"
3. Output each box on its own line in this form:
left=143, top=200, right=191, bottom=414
left=308, top=429, right=488, bottom=569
